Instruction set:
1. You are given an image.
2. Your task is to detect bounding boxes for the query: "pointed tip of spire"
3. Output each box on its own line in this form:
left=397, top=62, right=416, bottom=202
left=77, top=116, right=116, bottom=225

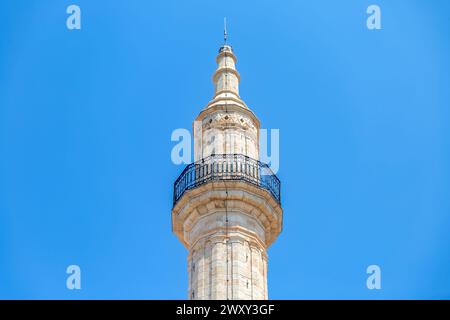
left=223, top=17, right=228, bottom=44
left=219, top=17, right=233, bottom=53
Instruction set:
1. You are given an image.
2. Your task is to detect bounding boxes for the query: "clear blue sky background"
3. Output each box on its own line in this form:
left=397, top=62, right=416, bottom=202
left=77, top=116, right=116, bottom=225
left=0, top=0, right=449, bottom=299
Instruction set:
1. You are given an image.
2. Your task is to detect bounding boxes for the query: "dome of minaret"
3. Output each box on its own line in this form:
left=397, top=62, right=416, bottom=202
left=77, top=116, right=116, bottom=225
left=218, top=44, right=233, bottom=53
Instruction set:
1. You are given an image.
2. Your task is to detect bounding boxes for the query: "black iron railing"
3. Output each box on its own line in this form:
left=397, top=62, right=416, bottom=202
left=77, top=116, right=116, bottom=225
left=173, top=154, right=280, bottom=205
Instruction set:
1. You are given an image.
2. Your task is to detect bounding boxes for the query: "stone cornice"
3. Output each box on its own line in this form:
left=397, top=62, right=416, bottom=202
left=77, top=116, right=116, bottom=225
left=212, top=67, right=241, bottom=84
left=172, top=180, right=283, bottom=249
left=196, top=101, right=261, bottom=130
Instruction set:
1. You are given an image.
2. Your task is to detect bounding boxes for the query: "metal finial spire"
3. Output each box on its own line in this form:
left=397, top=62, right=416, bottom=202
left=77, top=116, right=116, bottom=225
left=223, top=17, right=228, bottom=44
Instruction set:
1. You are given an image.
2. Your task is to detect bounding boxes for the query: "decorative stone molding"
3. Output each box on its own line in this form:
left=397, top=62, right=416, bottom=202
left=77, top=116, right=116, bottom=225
left=202, top=112, right=257, bottom=133
left=172, top=180, right=282, bottom=249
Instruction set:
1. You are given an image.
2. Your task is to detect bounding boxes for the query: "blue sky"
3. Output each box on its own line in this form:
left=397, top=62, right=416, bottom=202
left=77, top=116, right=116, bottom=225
left=0, top=0, right=449, bottom=299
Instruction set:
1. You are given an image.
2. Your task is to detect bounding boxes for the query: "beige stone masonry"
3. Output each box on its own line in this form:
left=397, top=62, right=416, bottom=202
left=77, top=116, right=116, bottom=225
left=172, top=44, right=282, bottom=300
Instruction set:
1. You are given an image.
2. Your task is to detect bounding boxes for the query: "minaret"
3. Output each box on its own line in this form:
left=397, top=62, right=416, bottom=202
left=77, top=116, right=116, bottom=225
left=172, top=31, right=282, bottom=300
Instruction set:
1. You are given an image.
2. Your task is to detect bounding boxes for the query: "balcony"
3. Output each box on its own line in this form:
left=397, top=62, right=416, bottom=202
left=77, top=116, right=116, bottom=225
left=173, top=154, right=280, bottom=206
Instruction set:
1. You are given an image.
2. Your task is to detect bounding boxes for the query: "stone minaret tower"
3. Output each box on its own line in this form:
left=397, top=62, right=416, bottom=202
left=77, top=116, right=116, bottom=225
left=172, top=40, right=282, bottom=300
